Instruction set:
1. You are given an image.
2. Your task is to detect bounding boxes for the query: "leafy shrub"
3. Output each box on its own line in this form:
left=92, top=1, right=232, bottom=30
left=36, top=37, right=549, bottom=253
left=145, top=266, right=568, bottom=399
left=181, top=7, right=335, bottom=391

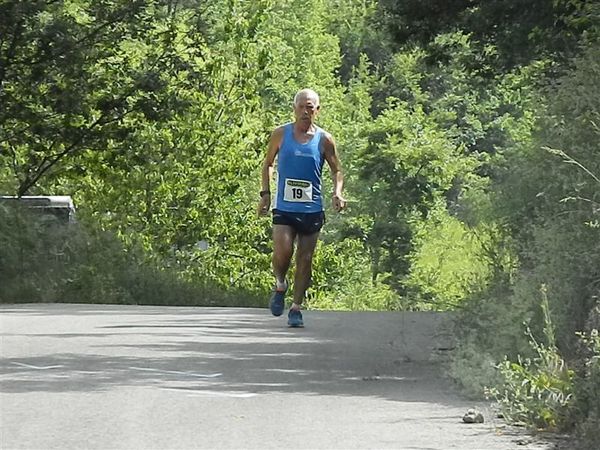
left=485, top=287, right=574, bottom=430
left=448, top=338, right=502, bottom=399
left=309, top=238, right=400, bottom=311
left=406, top=206, right=494, bottom=310
left=0, top=204, right=262, bottom=307
left=572, top=327, right=600, bottom=449
left=0, top=203, right=73, bottom=303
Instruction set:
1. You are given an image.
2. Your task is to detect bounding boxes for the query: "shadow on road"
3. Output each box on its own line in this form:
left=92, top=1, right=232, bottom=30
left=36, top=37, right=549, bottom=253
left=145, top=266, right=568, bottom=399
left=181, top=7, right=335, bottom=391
left=1, top=304, right=458, bottom=406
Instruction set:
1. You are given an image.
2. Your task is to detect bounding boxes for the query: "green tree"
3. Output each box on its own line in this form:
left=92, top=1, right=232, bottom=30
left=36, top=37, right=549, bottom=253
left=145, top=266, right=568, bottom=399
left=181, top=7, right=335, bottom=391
left=0, top=0, right=193, bottom=195
left=376, top=0, right=595, bottom=69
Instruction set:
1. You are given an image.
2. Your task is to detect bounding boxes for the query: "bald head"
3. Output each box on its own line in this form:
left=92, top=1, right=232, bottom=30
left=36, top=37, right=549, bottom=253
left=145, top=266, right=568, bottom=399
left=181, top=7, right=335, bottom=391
left=294, top=88, right=320, bottom=107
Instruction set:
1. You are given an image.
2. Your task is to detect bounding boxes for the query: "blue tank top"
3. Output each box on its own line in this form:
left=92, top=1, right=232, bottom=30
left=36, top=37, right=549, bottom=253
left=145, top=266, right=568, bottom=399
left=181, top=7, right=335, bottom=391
left=274, top=123, right=325, bottom=213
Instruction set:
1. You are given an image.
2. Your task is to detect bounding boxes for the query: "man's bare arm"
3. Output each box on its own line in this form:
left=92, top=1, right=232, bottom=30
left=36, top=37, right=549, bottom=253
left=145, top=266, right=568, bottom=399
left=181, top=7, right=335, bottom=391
left=258, top=126, right=284, bottom=216
left=322, top=133, right=346, bottom=211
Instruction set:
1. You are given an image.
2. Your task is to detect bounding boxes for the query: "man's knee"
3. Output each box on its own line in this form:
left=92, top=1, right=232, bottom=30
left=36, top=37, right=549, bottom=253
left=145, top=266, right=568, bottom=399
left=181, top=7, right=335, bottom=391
left=296, top=249, right=314, bottom=267
left=273, top=241, right=293, bottom=261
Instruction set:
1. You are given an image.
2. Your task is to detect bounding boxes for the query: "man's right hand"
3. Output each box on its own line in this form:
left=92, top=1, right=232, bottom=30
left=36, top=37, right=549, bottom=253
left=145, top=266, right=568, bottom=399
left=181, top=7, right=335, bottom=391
left=258, top=194, right=270, bottom=216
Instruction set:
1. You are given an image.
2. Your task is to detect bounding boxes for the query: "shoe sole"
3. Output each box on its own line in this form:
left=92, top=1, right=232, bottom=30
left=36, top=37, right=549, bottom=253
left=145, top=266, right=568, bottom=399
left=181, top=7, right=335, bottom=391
left=271, top=308, right=284, bottom=317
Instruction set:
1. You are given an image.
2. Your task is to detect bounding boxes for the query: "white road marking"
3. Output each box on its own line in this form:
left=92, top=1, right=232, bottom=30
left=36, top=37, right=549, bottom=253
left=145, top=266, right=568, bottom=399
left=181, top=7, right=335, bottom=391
left=162, top=388, right=257, bottom=398
left=11, top=362, right=64, bottom=370
left=129, top=367, right=222, bottom=378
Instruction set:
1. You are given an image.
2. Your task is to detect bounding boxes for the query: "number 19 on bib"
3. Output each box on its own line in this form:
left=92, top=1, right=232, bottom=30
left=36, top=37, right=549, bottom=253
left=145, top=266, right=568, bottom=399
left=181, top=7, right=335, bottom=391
left=283, top=178, right=313, bottom=202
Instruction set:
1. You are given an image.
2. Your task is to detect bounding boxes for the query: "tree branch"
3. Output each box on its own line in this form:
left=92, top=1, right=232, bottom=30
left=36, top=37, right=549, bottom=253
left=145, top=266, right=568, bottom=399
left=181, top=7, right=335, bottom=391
left=17, top=107, right=135, bottom=196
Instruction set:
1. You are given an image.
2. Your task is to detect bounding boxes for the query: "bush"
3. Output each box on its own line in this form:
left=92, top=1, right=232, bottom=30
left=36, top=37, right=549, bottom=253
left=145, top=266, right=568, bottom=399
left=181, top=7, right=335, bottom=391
left=572, top=326, right=600, bottom=449
left=309, top=238, right=401, bottom=310
left=0, top=203, right=74, bottom=303
left=0, top=204, right=262, bottom=307
left=485, top=287, right=574, bottom=430
left=448, top=338, right=502, bottom=399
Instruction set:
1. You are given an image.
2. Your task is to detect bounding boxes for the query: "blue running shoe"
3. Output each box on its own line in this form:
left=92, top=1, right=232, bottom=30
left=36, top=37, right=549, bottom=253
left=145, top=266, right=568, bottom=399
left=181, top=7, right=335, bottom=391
left=269, top=285, right=287, bottom=317
left=287, top=309, right=304, bottom=328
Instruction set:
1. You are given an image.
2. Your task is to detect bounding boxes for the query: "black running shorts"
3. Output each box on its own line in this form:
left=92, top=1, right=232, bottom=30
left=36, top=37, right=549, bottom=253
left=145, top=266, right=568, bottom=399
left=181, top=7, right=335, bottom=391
left=272, top=209, right=325, bottom=235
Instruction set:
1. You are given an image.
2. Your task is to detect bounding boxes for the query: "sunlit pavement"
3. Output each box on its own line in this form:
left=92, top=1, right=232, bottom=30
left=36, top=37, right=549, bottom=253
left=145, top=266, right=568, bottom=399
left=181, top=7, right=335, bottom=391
left=1, top=304, right=557, bottom=449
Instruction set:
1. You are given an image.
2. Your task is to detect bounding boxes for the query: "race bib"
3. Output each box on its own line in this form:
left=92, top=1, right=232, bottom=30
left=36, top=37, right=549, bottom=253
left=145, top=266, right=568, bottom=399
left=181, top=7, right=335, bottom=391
left=283, top=178, right=313, bottom=202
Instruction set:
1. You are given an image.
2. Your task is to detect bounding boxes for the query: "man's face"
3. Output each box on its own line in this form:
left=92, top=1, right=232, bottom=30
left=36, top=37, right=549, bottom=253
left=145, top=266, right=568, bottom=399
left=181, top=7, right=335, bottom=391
left=294, top=95, right=320, bottom=124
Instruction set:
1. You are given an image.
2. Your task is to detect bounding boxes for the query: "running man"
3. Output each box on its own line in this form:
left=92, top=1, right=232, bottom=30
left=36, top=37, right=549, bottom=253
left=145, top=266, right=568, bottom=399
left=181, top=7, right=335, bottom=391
left=258, top=88, right=346, bottom=327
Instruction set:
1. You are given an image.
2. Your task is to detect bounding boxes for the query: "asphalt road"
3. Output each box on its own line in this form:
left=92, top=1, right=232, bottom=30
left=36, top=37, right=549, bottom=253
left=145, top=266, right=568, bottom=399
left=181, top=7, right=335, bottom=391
left=0, top=304, right=559, bottom=450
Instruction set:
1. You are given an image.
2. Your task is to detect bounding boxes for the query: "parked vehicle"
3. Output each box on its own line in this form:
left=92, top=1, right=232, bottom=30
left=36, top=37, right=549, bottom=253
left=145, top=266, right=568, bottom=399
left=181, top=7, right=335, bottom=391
left=0, top=196, right=76, bottom=224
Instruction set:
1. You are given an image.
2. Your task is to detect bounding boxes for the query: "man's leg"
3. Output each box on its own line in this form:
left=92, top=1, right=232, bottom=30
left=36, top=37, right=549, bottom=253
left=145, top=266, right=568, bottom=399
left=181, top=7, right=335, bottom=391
left=272, top=224, right=296, bottom=286
left=292, top=231, right=320, bottom=307
left=269, top=224, right=296, bottom=316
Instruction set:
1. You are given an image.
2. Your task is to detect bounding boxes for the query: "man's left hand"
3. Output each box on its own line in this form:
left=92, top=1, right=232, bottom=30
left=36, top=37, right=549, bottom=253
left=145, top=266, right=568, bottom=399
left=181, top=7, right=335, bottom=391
left=332, top=194, right=346, bottom=212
